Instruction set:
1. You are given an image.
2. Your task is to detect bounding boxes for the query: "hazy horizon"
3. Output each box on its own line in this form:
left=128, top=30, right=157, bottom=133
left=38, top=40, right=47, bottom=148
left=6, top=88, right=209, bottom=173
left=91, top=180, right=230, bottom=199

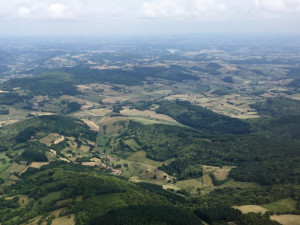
left=0, top=0, right=300, bottom=37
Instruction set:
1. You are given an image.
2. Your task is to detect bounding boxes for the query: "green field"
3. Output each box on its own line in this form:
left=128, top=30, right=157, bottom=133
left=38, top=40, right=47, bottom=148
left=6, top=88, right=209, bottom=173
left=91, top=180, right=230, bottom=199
left=0, top=163, right=26, bottom=181
left=97, top=136, right=109, bottom=146
left=0, top=163, right=11, bottom=175
left=40, top=191, right=62, bottom=205
left=124, top=139, right=140, bottom=151
left=262, top=198, right=297, bottom=213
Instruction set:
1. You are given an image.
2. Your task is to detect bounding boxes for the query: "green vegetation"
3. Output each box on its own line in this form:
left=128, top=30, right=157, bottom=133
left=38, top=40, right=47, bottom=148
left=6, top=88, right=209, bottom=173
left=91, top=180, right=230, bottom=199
left=0, top=93, right=24, bottom=105
left=251, top=97, right=300, bottom=117
left=0, top=107, right=9, bottom=115
left=288, top=78, right=300, bottom=88
left=114, top=106, right=299, bottom=185
left=262, top=198, right=298, bottom=213
left=90, top=205, right=202, bottom=225
left=194, top=205, right=242, bottom=224
left=67, top=102, right=82, bottom=113
left=0, top=166, right=204, bottom=225
left=191, top=63, right=222, bottom=75
left=0, top=162, right=288, bottom=225
left=0, top=39, right=300, bottom=225
left=156, top=100, right=250, bottom=134
left=1, top=72, right=81, bottom=97
left=237, top=213, right=281, bottom=225
left=21, top=149, right=48, bottom=162
left=0, top=115, right=96, bottom=166
left=97, top=136, right=109, bottom=147
left=222, top=76, right=234, bottom=83
left=20, top=65, right=198, bottom=88
left=209, top=173, right=230, bottom=186
left=194, top=184, right=300, bottom=209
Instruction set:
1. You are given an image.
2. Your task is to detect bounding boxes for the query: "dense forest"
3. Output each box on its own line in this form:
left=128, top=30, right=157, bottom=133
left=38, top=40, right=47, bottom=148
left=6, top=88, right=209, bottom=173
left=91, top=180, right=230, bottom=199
left=155, top=100, right=250, bottom=134
left=0, top=162, right=285, bottom=225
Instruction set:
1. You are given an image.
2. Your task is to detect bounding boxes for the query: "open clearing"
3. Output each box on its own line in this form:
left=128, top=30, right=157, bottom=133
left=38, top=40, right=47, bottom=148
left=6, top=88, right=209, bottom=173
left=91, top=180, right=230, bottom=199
left=26, top=216, right=42, bottom=225
left=90, top=65, right=121, bottom=70
left=202, top=165, right=219, bottom=173
left=162, top=184, right=181, bottom=191
left=0, top=163, right=10, bottom=174
left=53, top=136, right=65, bottom=144
left=165, top=93, right=260, bottom=119
left=49, top=208, right=66, bottom=217
left=71, top=108, right=111, bottom=119
left=81, top=119, right=99, bottom=131
left=128, top=165, right=170, bottom=185
left=40, top=191, right=62, bottom=205
left=89, top=108, right=111, bottom=116
left=233, top=205, right=268, bottom=214
left=18, top=195, right=30, bottom=207
left=262, top=198, right=297, bottom=213
left=202, top=174, right=213, bottom=188
left=28, top=162, right=49, bottom=168
left=124, top=139, right=140, bottom=151
left=176, top=178, right=203, bottom=194
left=59, top=95, right=99, bottom=109
left=1, top=163, right=26, bottom=179
left=40, top=133, right=62, bottom=146
left=129, top=117, right=179, bottom=125
left=51, top=214, right=75, bottom=225
left=19, top=162, right=49, bottom=175
left=120, top=108, right=180, bottom=125
left=127, top=150, right=171, bottom=167
left=213, top=166, right=234, bottom=180
left=102, top=116, right=129, bottom=135
left=30, top=112, right=55, bottom=116
left=102, top=96, right=132, bottom=104
left=0, top=120, right=19, bottom=126
left=271, top=215, right=300, bottom=225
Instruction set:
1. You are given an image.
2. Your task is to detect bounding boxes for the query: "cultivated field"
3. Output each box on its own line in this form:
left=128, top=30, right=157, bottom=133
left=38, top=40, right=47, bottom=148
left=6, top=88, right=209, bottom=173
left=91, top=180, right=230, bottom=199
left=120, top=108, right=181, bottom=125
left=51, top=214, right=75, bottom=225
left=1, top=163, right=27, bottom=180
left=81, top=119, right=99, bottom=131
left=213, top=166, right=235, bottom=180
left=271, top=215, right=300, bottom=225
left=19, top=162, right=49, bottom=175
left=165, top=93, right=260, bottom=119
left=40, top=133, right=63, bottom=146
left=233, top=205, right=268, bottom=214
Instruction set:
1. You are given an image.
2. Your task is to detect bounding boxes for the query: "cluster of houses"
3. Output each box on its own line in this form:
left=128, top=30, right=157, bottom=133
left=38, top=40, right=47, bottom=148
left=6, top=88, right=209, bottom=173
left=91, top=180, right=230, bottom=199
left=98, top=154, right=123, bottom=176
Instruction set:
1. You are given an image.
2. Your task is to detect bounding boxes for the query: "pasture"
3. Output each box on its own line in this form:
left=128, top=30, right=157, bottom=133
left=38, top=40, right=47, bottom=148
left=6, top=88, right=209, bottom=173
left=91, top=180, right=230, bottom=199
left=127, top=151, right=162, bottom=167
left=262, top=198, right=297, bottom=213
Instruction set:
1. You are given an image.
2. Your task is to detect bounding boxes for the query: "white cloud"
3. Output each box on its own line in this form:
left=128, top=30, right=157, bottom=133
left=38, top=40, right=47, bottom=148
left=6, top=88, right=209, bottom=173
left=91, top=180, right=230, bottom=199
left=18, top=7, right=31, bottom=17
left=141, top=0, right=187, bottom=18
left=48, top=4, right=68, bottom=19
left=256, top=0, right=300, bottom=12
left=0, top=0, right=299, bottom=35
left=139, top=0, right=300, bottom=20
left=0, top=0, right=299, bottom=21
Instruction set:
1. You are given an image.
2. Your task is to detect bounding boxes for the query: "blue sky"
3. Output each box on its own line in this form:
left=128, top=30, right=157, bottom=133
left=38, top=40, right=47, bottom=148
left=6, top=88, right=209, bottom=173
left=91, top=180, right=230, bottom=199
left=0, top=0, right=300, bottom=36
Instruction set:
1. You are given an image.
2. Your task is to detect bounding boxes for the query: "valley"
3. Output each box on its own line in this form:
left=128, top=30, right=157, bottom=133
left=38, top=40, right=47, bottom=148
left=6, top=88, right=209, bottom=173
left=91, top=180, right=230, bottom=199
left=0, top=36, right=299, bottom=225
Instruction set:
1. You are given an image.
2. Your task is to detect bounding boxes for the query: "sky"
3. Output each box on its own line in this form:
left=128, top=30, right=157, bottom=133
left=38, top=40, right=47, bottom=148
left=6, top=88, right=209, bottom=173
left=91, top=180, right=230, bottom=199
left=0, top=0, right=300, bottom=36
